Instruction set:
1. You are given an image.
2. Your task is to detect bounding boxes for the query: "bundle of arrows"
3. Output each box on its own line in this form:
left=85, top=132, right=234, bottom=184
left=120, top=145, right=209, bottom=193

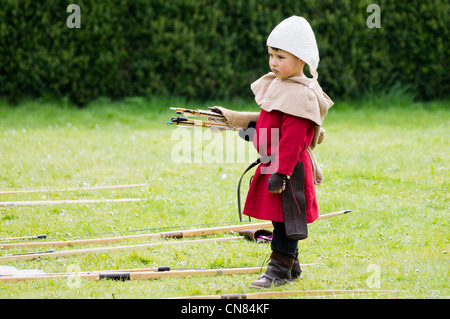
left=167, top=107, right=235, bottom=130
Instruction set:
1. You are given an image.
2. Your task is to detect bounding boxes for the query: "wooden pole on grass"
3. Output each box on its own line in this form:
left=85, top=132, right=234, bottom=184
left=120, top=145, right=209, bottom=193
left=172, top=289, right=403, bottom=299
left=0, top=236, right=244, bottom=262
left=0, top=198, right=144, bottom=207
left=0, top=210, right=351, bottom=249
left=0, top=266, right=270, bottom=283
left=0, top=184, right=149, bottom=195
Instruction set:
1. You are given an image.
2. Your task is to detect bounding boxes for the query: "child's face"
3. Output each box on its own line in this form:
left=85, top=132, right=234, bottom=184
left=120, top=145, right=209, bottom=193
left=268, top=46, right=305, bottom=79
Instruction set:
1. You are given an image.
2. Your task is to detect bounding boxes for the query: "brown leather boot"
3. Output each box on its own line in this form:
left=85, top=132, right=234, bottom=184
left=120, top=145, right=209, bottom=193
left=250, top=251, right=294, bottom=289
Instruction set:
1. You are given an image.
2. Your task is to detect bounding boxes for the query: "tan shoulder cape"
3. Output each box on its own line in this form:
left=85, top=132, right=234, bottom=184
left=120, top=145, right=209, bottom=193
left=214, top=73, right=333, bottom=185
left=250, top=72, right=333, bottom=128
left=251, top=72, right=334, bottom=185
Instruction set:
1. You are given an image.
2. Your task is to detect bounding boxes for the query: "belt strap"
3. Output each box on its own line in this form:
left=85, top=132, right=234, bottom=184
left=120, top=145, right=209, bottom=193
left=237, top=156, right=272, bottom=222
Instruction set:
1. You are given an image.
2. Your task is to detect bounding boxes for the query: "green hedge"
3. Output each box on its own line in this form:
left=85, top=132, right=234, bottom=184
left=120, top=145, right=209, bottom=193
left=0, top=0, right=448, bottom=106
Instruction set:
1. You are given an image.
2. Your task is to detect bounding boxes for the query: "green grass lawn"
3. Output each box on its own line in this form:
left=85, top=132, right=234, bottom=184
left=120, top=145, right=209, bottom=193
left=0, top=96, right=448, bottom=299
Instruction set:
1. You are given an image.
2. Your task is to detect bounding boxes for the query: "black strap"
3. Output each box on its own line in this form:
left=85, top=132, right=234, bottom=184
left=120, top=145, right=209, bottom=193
left=99, top=272, right=131, bottom=281
left=237, top=156, right=272, bottom=222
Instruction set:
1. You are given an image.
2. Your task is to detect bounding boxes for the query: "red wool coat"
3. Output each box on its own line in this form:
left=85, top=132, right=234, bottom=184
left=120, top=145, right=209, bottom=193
left=242, top=109, right=319, bottom=224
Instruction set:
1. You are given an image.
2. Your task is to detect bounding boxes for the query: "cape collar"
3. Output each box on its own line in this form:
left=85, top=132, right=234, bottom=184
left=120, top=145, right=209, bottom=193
left=250, top=72, right=333, bottom=127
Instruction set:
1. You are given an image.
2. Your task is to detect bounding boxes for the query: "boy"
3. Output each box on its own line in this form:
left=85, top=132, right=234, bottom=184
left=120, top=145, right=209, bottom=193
left=216, top=16, right=333, bottom=288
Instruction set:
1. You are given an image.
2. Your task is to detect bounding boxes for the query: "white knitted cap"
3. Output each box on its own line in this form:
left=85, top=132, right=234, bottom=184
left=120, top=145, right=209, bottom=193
left=267, top=16, right=319, bottom=86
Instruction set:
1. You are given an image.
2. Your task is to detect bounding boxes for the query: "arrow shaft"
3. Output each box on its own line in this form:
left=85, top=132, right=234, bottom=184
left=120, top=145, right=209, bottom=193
left=0, top=234, right=47, bottom=241
left=1, top=210, right=351, bottom=249
left=0, top=236, right=244, bottom=262
left=0, top=266, right=268, bottom=283
left=0, top=198, right=144, bottom=207
left=170, top=107, right=226, bottom=120
left=169, top=118, right=233, bottom=129
left=0, top=184, right=148, bottom=195
left=173, top=289, right=402, bottom=299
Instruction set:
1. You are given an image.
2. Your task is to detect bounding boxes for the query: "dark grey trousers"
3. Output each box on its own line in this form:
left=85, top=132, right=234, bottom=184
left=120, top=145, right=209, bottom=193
left=271, top=222, right=299, bottom=258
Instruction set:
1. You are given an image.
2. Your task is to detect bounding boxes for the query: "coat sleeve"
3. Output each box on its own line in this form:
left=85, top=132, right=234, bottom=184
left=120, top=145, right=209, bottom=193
left=275, top=113, right=313, bottom=176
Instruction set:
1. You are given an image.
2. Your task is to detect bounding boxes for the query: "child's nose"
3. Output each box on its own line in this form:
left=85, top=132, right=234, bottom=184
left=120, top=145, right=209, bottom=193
left=270, top=58, right=277, bottom=67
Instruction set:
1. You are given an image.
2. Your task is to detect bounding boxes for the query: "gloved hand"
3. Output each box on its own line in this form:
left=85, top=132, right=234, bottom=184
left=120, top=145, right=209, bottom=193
left=209, top=106, right=259, bottom=130
left=268, top=172, right=287, bottom=194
